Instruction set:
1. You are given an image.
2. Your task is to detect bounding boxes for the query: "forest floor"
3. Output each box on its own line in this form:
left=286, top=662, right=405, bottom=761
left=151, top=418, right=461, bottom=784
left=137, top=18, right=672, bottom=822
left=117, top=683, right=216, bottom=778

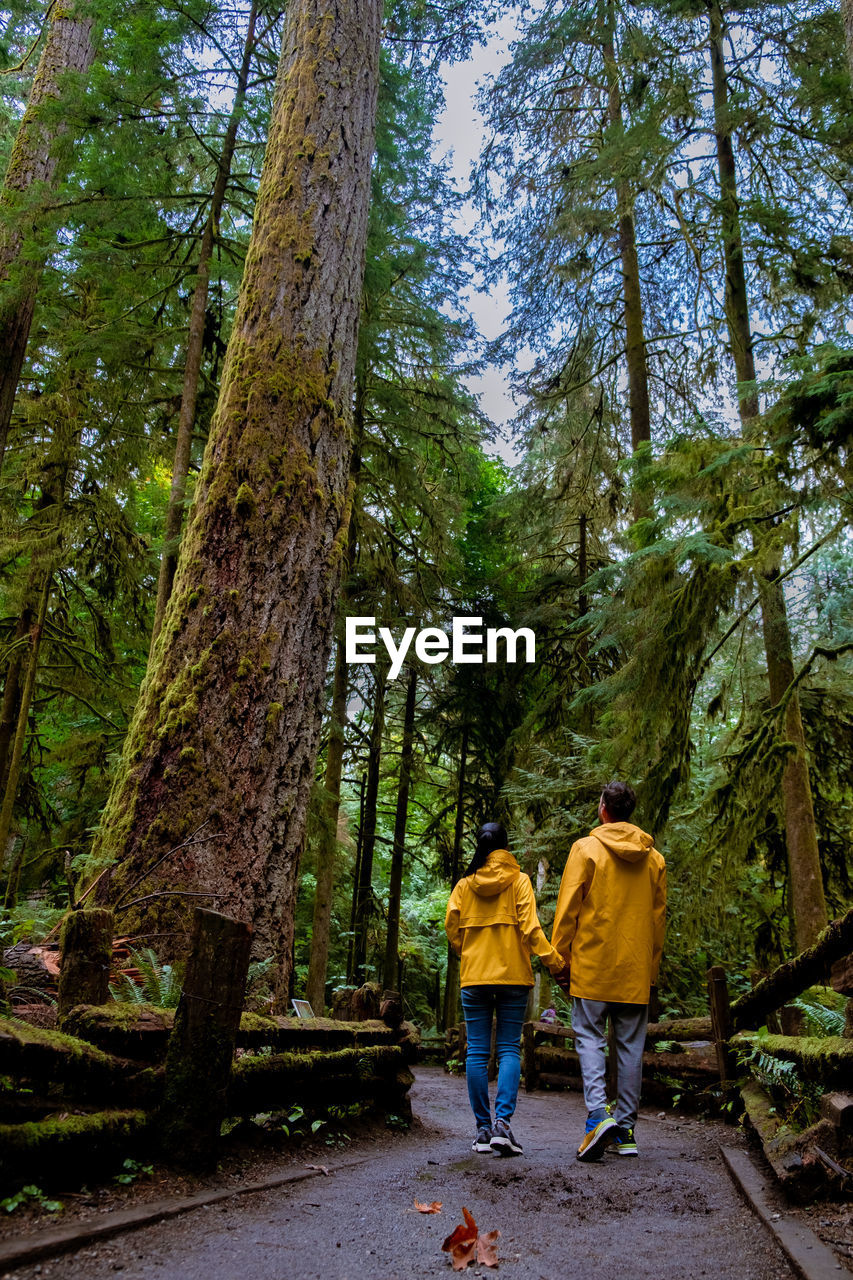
left=1, top=1065, right=851, bottom=1280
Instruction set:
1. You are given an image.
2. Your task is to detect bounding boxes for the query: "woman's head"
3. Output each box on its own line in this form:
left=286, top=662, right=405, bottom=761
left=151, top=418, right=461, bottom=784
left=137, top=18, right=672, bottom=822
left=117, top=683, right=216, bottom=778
left=464, top=821, right=509, bottom=878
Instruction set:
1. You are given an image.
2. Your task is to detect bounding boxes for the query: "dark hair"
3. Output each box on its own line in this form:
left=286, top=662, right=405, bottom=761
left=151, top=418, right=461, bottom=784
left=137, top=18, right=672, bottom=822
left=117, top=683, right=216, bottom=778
left=464, top=821, right=508, bottom=878
left=600, top=780, right=636, bottom=822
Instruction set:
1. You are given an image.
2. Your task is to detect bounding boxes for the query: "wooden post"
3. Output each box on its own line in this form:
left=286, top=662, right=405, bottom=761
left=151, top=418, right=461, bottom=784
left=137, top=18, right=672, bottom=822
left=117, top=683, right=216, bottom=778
left=161, top=908, right=252, bottom=1168
left=707, top=965, right=734, bottom=1085
left=57, top=908, right=113, bottom=1024
left=522, top=1021, right=537, bottom=1092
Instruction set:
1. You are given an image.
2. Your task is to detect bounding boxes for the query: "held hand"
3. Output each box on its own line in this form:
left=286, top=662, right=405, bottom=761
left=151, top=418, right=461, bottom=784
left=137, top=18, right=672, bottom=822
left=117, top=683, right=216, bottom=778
left=552, top=961, right=571, bottom=995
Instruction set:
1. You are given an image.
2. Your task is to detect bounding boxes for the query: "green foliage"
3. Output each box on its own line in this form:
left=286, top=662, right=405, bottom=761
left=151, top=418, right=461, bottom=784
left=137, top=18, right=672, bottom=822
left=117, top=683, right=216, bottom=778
left=111, top=948, right=181, bottom=1008
left=0, top=1184, right=62, bottom=1214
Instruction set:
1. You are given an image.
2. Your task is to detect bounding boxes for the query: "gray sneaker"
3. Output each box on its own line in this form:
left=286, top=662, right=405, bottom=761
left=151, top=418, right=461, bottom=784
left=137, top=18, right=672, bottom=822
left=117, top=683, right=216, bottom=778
left=490, top=1117, right=523, bottom=1156
left=472, top=1125, right=493, bottom=1153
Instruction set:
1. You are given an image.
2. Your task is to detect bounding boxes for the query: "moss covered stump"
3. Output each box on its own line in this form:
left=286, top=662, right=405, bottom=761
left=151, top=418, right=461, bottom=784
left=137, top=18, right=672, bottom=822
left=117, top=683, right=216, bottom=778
left=160, top=908, right=251, bottom=1168
left=57, top=908, right=113, bottom=1024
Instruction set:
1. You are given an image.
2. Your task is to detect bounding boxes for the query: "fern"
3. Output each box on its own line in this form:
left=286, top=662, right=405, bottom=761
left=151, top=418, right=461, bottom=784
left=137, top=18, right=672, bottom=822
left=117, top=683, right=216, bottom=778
left=111, top=946, right=181, bottom=1008
left=789, top=997, right=846, bottom=1037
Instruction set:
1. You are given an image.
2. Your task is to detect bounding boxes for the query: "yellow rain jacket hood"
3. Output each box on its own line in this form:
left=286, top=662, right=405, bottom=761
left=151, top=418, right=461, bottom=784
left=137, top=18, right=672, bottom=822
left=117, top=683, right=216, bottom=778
left=551, top=822, right=666, bottom=1005
left=445, top=849, right=563, bottom=988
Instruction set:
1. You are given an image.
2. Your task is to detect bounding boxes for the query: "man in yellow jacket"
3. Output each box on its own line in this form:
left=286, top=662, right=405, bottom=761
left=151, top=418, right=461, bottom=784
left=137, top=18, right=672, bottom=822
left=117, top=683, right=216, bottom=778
left=551, top=781, right=666, bottom=1162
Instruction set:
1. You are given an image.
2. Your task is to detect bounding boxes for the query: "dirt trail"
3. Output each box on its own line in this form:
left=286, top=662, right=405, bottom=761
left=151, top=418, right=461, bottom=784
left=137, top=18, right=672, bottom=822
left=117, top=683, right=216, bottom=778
left=3, top=1066, right=803, bottom=1280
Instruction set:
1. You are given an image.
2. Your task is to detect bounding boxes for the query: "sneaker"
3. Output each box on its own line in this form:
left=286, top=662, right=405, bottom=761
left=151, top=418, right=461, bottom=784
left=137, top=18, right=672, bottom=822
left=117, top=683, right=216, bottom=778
left=576, top=1115, right=617, bottom=1162
left=490, top=1117, right=523, bottom=1156
left=472, top=1125, right=493, bottom=1153
left=611, top=1125, right=638, bottom=1156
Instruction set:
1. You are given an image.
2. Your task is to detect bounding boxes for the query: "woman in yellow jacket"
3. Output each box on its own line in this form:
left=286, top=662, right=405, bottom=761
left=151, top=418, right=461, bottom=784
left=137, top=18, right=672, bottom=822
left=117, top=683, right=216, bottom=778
left=445, top=821, right=566, bottom=1156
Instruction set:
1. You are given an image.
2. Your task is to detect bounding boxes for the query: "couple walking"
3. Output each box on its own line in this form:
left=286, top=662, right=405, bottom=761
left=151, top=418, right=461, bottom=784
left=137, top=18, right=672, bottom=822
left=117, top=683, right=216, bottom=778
left=444, top=781, right=666, bottom=1162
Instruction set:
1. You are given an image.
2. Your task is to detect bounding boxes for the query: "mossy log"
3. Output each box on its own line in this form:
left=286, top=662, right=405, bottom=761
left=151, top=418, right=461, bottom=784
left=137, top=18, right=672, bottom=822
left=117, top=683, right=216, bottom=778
left=734, top=1033, right=853, bottom=1087
left=227, top=1044, right=412, bottom=1116
left=62, top=1003, right=175, bottom=1059
left=64, top=1006, right=415, bottom=1062
left=740, top=1078, right=840, bottom=1201
left=57, top=908, right=113, bottom=1023
left=0, top=1110, right=150, bottom=1194
left=645, top=1016, right=713, bottom=1042
left=731, top=906, right=853, bottom=1030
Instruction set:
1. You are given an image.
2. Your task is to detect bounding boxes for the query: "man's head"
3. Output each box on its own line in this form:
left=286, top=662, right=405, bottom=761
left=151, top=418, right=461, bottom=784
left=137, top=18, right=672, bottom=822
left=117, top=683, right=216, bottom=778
left=598, top=780, right=636, bottom=824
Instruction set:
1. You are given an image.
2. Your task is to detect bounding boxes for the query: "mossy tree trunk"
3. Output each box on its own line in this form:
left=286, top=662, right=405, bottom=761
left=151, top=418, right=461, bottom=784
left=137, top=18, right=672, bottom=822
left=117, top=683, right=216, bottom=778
left=708, top=0, right=827, bottom=952
left=351, top=662, right=388, bottom=984
left=305, top=639, right=349, bottom=1013
left=150, top=2, right=260, bottom=647
left=441, top=723, right=468, bottom=1031
left=844, top=0, right=853, bottom=78
left=383, top=666, right=418, bottom=992
left=90, top=0, right=383, bottom=997
left=601, top=0, right=650, bottom=495
left=0, top=0, right=97, bottom=472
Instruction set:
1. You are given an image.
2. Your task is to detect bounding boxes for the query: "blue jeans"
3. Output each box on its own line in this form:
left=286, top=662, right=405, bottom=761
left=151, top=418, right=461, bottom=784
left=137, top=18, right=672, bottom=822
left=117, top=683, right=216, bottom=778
left=460, top=984, right=529, bottom=1129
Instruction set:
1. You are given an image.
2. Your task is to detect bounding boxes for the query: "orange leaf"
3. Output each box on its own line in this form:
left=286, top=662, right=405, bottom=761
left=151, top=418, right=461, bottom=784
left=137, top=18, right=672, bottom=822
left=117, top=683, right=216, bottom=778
left=477, top=1228, right=500, bottom=1268
left=442, top=1208, right=480, bottom=1271
left=414, top=1200, right=442, bottom=1214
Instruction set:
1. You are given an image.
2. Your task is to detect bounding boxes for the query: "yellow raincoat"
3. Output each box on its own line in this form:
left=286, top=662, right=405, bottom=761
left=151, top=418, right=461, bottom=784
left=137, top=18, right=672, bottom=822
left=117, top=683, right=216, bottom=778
left=445, top=849, right=564, bottom=987
left=551, top=822, right=666, bottom=1005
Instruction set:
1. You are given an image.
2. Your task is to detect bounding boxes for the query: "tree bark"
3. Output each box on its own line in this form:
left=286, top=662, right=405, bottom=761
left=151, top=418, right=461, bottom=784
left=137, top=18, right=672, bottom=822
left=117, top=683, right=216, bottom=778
left=150, top=3, right=260, bottom=646
left=0, top=0, right=97, bottom=471
left=602, top=0, right=650, bottom=462
left=0, top=574, right=50, bottom=905
left=708, top=0, right=827, bottom=950
left=57, top=908, right=114, bottom=1023
left=352, top=663, right=388, bottom=984
left=441, top=723, right=468, bottom=1031
left=843, top=0, right=853, bottom=79
left=383, top=666, right=418, bottom=992
left=305, top=640, right=349, bottom=1013
left=90, top=0, right=383, bottom=998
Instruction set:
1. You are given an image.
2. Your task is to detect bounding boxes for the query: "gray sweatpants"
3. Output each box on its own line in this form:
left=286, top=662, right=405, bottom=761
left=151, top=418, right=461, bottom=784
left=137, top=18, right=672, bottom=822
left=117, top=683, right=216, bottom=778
left=572, top=998, right=648, bottom=1128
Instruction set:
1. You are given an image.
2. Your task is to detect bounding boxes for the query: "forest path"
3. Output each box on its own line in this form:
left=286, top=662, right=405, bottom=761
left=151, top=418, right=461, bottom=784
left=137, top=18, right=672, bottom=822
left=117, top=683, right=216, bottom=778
left=8, top=1066, right=800, bottom=1280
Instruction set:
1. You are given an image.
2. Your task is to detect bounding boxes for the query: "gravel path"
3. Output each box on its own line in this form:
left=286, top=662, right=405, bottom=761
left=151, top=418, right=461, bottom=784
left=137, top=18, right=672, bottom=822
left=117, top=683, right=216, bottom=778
left=2, top=1066, right=801, bottom=1280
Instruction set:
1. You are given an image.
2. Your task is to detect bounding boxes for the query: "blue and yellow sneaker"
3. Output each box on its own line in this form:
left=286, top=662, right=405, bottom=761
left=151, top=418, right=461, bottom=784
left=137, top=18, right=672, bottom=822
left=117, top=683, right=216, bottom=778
left=611, top=1125, right=638, bottom=1156
left=576, top=1114, right=617, bottom=1162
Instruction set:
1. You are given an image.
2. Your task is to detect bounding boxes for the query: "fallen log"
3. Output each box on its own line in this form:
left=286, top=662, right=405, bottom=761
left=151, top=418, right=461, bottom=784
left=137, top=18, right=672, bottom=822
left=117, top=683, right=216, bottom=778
left=646, top=1016, right=713, bottom=1042
left=731, top=907, right=853, bottom=1030
left=227, top=1044, right=413, bottom=1118
left=0, top=1110, right=150, bottom=1194
left=740, top=1078, right=841, bottom=1202
left=63, top=1005, right=417, bottom=1062
left=735, top=1033, right=853, bottom=1087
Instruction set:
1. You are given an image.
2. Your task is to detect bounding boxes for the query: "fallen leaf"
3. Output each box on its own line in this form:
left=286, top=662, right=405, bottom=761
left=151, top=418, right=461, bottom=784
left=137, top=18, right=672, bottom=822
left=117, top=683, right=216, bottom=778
left=304, top=1164, right=329, bottom=1176
left=438, top=1208, right=491, bottom=1269
left=414, top=1200, right=442, bottom=1214
left=477, top=1228, right=500, bottom=1268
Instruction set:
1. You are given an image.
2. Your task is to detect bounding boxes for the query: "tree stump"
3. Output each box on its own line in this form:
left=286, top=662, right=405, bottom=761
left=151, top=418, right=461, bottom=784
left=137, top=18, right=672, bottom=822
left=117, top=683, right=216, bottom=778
left=57, top=908, right=113, bottom=1024
left=160, top=908, right=251, bottom=1168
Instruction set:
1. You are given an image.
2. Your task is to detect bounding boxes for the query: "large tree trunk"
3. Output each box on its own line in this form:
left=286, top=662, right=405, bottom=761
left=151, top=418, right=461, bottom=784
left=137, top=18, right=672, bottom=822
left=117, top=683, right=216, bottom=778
left=601, top=0, right=650, bottom=461
left=150, top=3, right=259, bottom=646
left=441, top=723, right=468, bottom=1031
left=844, top=0, right=853, bottom=79
left=351, top=664, right=388, bottom=984
left=383, top=666, right=418, bottom=992
left=0, top=0, right=97, bottom=471
left=304, top=640, right=349, bottom=1013
left=90, top=0, right=383, bottom=997
left=708, top=0, right=827, bottom=950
